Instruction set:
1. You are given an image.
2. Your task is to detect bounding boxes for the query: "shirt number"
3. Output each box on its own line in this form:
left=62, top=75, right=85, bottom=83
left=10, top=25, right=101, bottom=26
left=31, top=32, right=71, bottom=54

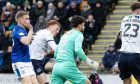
left=123, top=23, right=139, bottom=37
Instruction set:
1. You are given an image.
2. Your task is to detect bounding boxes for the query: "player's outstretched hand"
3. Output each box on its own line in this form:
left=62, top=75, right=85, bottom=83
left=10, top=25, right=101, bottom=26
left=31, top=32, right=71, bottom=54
left=85, top=58, right=99, bottom=70
left=91, top=60, right=99, bottom=70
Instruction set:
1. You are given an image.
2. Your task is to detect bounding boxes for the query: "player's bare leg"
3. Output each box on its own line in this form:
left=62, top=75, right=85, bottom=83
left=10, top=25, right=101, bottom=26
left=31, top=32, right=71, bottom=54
left=30, top=75, right=39, bottom=84
left=35, top=59, right=55, bottom=84
left=45, top=58, right=55, bottom=71
left=21, top=75, right=38, bottom=84
left=37, top=73, right=49, bottom=84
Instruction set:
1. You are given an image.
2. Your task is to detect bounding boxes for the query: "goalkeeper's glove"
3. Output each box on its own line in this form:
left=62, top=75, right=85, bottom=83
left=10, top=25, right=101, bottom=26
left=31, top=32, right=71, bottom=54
left=85, top=58, right=99, bottom=70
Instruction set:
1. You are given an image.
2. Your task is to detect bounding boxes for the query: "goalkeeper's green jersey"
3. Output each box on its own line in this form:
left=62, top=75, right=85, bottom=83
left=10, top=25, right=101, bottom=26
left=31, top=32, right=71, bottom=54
left=54, top=29, right=87, bottom=65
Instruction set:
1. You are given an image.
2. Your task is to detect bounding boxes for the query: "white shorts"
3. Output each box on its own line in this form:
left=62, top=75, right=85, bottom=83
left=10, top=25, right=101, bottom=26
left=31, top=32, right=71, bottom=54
left=12, top=62, right=36, bottom=78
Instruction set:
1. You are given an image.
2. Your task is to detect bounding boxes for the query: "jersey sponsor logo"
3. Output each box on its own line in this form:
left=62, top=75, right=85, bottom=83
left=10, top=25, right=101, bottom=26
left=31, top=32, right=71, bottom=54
left=128, top=15, right=140, bottom=19
left=18, top=32, right=25, bottom=36
left=135, top=16, right=140, bottom=19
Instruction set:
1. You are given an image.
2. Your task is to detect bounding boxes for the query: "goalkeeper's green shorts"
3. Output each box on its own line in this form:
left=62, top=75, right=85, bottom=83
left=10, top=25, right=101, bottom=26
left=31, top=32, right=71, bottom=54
left=51, top=62, right=88, bottom=84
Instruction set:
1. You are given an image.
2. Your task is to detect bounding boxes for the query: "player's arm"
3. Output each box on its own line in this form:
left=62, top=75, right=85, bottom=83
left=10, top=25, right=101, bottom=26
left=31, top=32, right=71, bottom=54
left=20, top=28, right=33, bottom=45
left=20, top=22, right=34, bottom=45
left=46, top=34, right=57, bottom=51
left=48, top=41, right=57, bottom=51
left=15, top=28, right=33, bottom=45
left=119, top=20, right=123, bottom=40
left=119, top=16, right=126, bottom=40
left=74, top=33, right=87, bottom=61
left=75, top=33, right=99, bottom=69
left=119, top=31, right=122, bottom=39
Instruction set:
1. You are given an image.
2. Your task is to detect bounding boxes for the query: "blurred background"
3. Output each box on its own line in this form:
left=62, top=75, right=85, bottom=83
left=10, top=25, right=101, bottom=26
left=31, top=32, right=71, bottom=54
left=0, top=0, right=138, bottom=84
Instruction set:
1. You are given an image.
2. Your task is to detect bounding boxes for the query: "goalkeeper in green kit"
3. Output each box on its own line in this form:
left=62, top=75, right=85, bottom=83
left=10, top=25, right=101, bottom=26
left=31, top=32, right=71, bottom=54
left=51, top=15, right=99, bottom=84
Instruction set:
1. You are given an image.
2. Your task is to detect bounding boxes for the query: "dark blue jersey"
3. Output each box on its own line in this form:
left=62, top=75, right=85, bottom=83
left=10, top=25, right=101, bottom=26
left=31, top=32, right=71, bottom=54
left=11, top=25, right=30, bottom=63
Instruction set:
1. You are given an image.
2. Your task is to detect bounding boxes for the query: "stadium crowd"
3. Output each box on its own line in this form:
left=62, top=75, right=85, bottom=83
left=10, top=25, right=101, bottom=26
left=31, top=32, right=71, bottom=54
left=0, top=0, right=118, bottom=73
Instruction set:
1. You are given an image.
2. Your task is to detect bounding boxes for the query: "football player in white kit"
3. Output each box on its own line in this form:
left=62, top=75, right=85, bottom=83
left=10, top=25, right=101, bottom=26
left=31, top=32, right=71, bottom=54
left=118, top=2, right=140, bottom=84
left=29, top=20, right=61, bottom=84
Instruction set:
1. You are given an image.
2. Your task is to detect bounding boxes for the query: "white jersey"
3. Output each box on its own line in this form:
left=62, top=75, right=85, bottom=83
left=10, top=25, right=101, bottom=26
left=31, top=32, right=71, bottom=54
left=120, top=15, right=140, bottom=53
left=30, top=29, right=57, bottom=60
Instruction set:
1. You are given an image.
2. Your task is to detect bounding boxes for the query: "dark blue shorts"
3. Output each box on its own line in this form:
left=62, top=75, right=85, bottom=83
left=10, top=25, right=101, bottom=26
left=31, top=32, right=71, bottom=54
left=31, top=57, right=51, bottom=75
left=118, top=52, right=140, bottom=80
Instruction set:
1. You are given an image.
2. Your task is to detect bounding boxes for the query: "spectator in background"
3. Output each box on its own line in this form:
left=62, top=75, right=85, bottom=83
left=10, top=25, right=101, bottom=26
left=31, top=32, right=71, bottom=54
left=43, top=0, right=54, bottom=10
left=1, top=2, right=14, bottom=32
left=9, top=0, right=24, bottom=6
left=45, top=2, right=55, bottom=24
left=44, top=0, right=54, bottom=4
left=66, top=1, right=81, bottom=29
left=53, top=1, right=68, bottom=43
left=91, top=1, right=106, bottom=34
left=87, top=0, right=96, bottom=9
left=53, top=1, right=67, bottom=31
left=81, top=4, right=92, bottom=19
left=0, top=22, right=5, bottom=59
left=0, top=29, right=4, bottom=66
left=64, top=0, right=82, bottom=7
left=2, top=29, right=12, bottom=52
left=0, top=22, right=5, bottom=38
left=103, top=0, right=115, bottom=13
left=84, top=14, right=98, bottom=50
left=0, top=21, right=5, bottom=71
left=14, top=5, right=24, bottom=12
left=101, top=44, right=120, bottom=74
left=0, top=48, right=4, bottom=67
left=0, top=0, right=6, bottom=16
left=0, top=33, right=12, bottom=72
left=30, top=0, right=46, bottom=26
left=34, top=15, right=47, bottom=33
left=67, top=1, right=81, bottom=20
left=23, top=0, right=31, bottom=11
left=0, top=46, right=13, bottom=73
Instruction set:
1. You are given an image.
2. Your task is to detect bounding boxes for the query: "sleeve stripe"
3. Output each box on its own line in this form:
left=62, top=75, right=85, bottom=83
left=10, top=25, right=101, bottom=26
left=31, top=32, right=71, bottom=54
left=47, top=40, right=54, bottom=43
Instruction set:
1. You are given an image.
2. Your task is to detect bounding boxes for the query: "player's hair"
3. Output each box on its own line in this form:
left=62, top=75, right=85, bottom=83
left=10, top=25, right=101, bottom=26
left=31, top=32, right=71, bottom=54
left=15, top=11, right=29, bottom=21
left=47, top=20, right=61, bottom=27
left=70, top=15, right=85, bottom=28
left=131, top=2, right=140, bottom=11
